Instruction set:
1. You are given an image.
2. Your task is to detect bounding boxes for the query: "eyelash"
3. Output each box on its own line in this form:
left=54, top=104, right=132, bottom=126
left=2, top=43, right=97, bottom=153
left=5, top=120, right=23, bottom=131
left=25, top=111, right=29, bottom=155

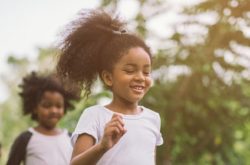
left=125, top=70, right=134, bottom=74
left=40, top=102, right=63, bottom=108
left=124, top=70, right=151, bottom=76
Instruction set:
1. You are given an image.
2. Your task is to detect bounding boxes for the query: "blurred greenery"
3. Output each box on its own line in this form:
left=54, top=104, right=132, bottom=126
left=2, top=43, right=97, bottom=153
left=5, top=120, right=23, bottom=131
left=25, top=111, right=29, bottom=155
left=1, top=0, right=250, bottom=165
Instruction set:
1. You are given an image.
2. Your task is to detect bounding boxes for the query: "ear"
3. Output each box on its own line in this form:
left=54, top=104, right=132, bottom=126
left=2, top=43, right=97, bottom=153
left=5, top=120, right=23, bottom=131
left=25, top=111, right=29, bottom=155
left=101, top=70, right=113, bottom=87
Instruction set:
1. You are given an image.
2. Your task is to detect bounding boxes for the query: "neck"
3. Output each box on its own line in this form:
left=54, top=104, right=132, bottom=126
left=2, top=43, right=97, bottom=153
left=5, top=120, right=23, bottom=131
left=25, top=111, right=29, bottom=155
left=106, top=99, right=141, bottom=115
left=34, top=125, right=61, bottom=136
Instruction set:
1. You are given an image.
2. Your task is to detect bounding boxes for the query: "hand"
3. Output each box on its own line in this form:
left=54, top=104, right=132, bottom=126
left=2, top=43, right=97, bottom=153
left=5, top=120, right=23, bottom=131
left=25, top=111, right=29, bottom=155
left=100, top=113, right=127, bottom=151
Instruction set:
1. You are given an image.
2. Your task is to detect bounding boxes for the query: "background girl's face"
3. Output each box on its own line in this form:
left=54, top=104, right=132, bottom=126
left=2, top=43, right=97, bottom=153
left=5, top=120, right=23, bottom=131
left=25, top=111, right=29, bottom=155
left=35, top=91, right=64, bottom=129
left=105, top=47, right=152, bottom=104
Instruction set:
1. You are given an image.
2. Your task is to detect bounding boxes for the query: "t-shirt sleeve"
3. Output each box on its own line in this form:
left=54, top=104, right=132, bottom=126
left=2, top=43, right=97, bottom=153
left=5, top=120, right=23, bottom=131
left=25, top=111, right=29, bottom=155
left=6, top=131, right=32, bottom=165
left=156, top=113, right=164, bottom=146
left=71, top=108, right=99, bottom=146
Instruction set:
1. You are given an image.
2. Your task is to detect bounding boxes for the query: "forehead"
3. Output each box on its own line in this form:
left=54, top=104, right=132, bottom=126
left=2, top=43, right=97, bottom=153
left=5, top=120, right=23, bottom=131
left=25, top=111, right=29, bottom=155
left=117, top=47, right=151, bottom=66
left=41, top=91, right=64, bottom=100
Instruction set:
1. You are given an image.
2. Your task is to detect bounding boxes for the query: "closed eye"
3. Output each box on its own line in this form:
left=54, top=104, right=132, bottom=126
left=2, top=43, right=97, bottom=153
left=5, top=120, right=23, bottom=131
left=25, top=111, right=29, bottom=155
left=56, top=103, right=64, bottom=109
left=124, top=70, right=135, bottom=74
left=143, top=70, right=151, bottom=75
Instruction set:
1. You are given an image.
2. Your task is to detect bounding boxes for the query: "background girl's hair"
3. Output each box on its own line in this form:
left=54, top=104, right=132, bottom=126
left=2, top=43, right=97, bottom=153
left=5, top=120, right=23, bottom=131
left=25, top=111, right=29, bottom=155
left=57, top=9, right=152, bottom=97
left=19, top=71, right=78, bottom=120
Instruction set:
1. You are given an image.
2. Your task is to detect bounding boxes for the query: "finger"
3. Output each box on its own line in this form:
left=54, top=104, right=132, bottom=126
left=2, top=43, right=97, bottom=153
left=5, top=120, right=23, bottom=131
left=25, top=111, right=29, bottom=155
left=107, top=118, right=123, bottom=127
left=109, top=114, right=126, bottom=134
left=110, top=126, right=126, bottom=139
left=109, top=126, right=121, bottom=135
left=109, top=121, right=125, bottom=132
left=122, top=128, right=127, bottom=135
left=111, top=118, right=125, bottom=127
left=111, top=113, right=123, bottom=120
left=106, top=120, right=124, bottom=131
left=111, top=114, right=125, bottom=125
left=111, top=113, right=119, bottom=118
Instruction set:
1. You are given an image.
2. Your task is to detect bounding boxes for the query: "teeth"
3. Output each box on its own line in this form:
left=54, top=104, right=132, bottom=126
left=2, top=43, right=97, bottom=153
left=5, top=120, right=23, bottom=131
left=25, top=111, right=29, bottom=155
left=133, top=86, right=143, bottom=90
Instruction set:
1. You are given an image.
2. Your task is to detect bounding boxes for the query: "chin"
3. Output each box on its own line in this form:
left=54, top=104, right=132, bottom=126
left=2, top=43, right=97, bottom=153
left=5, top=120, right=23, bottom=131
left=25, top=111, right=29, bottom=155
left=129, top=96, right=143, bottom=103
left=46, top=122, right=58, bottom=129
left=134, top=94, right=144, bottom=100
left=44, top=126, right=57, bottom=130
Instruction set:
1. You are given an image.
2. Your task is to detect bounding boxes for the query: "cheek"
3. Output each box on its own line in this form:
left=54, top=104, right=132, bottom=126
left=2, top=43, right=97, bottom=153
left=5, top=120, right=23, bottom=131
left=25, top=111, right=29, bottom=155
left=146, top=77, right=153, bottom=88
left=36, top=111, right=48, bottom=121
left=59, top=108, right=65, bottom=116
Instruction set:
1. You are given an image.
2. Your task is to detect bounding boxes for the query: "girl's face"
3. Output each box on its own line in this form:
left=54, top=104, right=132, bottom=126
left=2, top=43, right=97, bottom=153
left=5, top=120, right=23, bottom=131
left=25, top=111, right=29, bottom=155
left=35, top=91, right=64, bottom=129
left=104, top=47, right=152, bottom=104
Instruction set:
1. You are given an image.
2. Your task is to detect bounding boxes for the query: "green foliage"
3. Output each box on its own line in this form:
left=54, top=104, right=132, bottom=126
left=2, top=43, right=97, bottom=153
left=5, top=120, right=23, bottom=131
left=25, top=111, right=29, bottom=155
left=0, top=48, right=112, bottom=164
left=145, top=0, right=250, bottom=164
left=0, top=47, right=64, bottom=164
left=1, top=1, right=250, bottom=164
left=100, top=0, right=250, bottom=164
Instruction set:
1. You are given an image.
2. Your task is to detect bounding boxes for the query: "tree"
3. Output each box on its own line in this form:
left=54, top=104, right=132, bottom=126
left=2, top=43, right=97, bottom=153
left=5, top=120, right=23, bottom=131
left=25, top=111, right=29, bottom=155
left=2, top=0, right=250, bottom=164
left=100, top=0, right=250, bottom=164
left=143, top=0, right=250, bottom=164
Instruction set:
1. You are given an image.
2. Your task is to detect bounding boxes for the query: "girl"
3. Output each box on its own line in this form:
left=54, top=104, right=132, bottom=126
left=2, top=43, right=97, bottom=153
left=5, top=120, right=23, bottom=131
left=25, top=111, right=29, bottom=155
left=7, top=72, right=78, bottom=165
left=57, top=9, right=163, bottom=165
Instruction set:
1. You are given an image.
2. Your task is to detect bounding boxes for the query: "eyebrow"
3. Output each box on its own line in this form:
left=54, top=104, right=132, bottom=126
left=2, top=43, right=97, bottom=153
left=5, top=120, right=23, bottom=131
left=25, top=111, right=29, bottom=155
left=124, top=63, right=151, bottom=68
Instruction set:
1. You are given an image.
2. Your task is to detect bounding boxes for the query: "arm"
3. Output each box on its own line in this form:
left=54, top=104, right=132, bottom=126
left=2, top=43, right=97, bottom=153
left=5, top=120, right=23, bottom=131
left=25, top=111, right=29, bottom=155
left=70, top=134, right=106, bottom=165
left=70, top=113, right=126, bottom=165
left=6, top=131, right=32, bottom=165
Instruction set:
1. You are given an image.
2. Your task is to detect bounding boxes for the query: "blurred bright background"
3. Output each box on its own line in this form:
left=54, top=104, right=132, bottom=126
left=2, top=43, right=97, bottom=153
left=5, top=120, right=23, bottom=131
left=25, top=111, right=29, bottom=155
left=1, top=0, right=250, bottom=164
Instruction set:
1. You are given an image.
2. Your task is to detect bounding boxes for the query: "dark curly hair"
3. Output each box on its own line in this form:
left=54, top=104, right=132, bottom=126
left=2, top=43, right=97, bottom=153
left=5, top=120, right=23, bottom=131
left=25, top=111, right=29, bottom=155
left=57, top=9, right=152, bottom=97
left=19, top=71, right=78, bottom=120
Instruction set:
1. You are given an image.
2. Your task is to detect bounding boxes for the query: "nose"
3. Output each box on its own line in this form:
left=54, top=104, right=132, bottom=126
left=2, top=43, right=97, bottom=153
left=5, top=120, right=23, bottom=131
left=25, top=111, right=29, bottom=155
left=134, top=71, right=145, bottom=82
left=50, top=106, right=59, bottom=114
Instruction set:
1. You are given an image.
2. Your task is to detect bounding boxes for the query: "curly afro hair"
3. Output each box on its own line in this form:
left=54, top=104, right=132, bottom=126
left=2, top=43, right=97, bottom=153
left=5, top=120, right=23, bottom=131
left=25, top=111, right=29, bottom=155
left=57, top=9, right=152, bottom=97
left=19, top=71, right=78, bottom=121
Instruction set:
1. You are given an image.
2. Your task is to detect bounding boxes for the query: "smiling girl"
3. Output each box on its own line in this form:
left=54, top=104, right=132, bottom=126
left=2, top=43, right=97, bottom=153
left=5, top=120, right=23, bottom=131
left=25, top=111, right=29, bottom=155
left=57, top=9, right=163, bottom=165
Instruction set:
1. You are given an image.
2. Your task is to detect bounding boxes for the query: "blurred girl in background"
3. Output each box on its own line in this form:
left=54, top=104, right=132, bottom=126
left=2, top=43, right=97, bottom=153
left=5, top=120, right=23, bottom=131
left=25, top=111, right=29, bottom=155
left=7, top=71, right=78, bottom=165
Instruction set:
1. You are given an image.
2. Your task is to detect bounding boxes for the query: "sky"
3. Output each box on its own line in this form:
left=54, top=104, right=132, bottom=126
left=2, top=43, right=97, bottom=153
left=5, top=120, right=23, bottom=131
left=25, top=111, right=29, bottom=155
left=0, top=0, right=99, bottom=101
left=0, top=0, right=200, bottom=59
left=0, top=0, right=200, bottom=102
left=0, top=0, right=99, bottom=59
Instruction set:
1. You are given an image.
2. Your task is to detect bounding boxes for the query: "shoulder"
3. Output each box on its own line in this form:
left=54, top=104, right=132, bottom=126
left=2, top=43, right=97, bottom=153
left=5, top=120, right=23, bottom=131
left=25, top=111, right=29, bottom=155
left=9, top=130, right=33, bottom=156
left=141, top=106, right=162, bottom=125
left=76, top=105, right=106, bottom=124
left=7, top=130, right=33, bottom=165
left=72, top=105, right=107, bottom=145
left=10, top=130, right=33, bottom=149
left=80, top=105, right=108, bottom=118
left=58, top=129, right=72, bottom=137
left=83, top=105, right=104, bottom=113
left=15, top=130, right=33, bottom=142
left=142, top=106, right=160, bottom=118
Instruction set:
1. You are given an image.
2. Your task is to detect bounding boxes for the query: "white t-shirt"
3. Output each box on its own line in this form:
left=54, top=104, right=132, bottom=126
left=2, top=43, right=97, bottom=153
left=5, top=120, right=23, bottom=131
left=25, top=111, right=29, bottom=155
left=25, top=128, right=72, bottom=165
left=72, top=105, right=163, bottom=165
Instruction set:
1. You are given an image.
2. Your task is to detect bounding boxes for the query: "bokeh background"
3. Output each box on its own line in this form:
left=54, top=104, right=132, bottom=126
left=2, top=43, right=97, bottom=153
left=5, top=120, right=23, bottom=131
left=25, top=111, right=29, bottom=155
left=1, top=0, right=250, bottom=164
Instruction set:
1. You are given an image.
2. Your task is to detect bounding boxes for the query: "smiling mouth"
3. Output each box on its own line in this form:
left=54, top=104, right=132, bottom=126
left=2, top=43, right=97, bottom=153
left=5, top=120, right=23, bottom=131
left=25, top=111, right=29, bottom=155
left=48, top=116, right=60, bottom=119
left=131, top=86, right=144, bottom=93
